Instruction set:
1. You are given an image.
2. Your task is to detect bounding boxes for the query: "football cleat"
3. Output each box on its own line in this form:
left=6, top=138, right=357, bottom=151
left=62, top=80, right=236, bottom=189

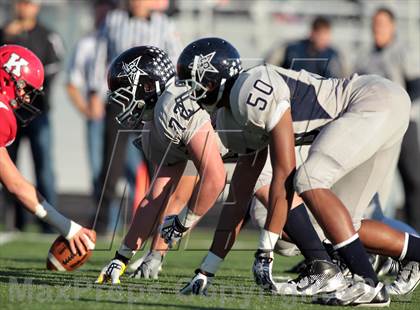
left=316, top=275, right=390, bottom=307
left=386, top=260, right=420, bottom=295
left=96, top=258, right=127, bottom=284
left=374, top=256, right=399, bottom=277
left=277, top=260, right=348, bottom=296
left=130, top=251, right=163, bottom=280
left=180, top=269, right=213, bottom=295
left=252, top=250, right=279, bottom=293
left=160, top=215, right=188, bottom=248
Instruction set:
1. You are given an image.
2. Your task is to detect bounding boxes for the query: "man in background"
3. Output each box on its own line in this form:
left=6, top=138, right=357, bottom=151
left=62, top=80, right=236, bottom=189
left=0, top=0, right=64, bottom=232
left=267, top=16, right=345, bottom=78
left=355, top=7, right=420, bottom=232
left=66, top=0, right=116, bottom=204
left=90, top=0, right=181, bottom=235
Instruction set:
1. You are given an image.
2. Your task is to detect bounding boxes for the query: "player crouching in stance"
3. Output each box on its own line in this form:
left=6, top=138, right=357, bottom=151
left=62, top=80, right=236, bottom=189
left=168, top=38, right=420, bottom=306
left=250, top=152, right=420, bottom=297
left=95, top=45, right=227, bottom=284
left=0, top=44, right=95, bottom=255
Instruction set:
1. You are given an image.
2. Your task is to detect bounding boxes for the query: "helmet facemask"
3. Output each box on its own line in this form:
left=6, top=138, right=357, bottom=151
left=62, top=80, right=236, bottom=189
left=181, top=54, right=234, bottom=113
left=184, top=55, right=209, bottom=102
left=9, top=73, right=43, bottom=126
left=108, top=70, right=161, bottom=129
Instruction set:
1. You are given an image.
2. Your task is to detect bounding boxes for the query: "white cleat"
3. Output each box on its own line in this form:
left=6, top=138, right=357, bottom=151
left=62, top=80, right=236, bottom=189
left=386, top=261, right=420, bottom=295
left=276, top=260, right=348, bottom=296
left=316, top=275, right=390, bottom=307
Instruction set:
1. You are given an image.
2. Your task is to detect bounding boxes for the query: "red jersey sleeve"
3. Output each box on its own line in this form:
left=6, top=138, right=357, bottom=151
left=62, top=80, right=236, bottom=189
left=0, top=100, right=17, bottom=147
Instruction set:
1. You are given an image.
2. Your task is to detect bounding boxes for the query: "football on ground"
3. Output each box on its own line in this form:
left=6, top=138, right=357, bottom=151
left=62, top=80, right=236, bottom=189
left=46, top=232, right=96, bottom=271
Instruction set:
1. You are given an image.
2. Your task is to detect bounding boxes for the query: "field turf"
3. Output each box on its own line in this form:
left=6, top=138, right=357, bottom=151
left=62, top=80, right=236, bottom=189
left=0, top=230, right=419, bottom=309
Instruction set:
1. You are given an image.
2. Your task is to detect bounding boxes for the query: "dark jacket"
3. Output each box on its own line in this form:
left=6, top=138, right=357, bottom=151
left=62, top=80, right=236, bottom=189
left=281, top=39, right=344, bottom=78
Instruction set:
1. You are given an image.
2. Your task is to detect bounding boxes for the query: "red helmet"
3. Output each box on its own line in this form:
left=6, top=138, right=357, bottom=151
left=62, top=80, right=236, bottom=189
left=0, top=44, right=44, bottom=125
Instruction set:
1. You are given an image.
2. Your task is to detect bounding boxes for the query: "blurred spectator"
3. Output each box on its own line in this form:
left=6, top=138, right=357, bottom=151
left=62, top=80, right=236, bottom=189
left=66, top=0, right=116, bottom=203
left=90, top=0, right=181, bottom=234
left=355, top=7, right=420, bottom=231
left=0, top=0, right=64, bottom=232
left=267, top=16, right=345, bottom=78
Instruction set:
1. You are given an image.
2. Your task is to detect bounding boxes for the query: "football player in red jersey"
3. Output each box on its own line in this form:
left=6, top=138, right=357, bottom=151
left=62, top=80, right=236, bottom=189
left=0, top=44, right=95, bottom=255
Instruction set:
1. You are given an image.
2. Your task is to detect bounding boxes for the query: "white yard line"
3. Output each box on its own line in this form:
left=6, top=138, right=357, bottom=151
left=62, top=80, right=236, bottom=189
left=0, top=232, right=56, bottom=246
left=0, top=232, right=17, bottom=246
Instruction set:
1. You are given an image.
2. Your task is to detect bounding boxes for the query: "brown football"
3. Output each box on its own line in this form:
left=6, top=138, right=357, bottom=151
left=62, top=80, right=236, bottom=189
left=46, top=232, right=96, bottom=271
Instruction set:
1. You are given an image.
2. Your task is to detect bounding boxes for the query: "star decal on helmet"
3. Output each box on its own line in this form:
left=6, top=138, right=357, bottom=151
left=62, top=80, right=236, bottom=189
left=188, top=51, right=219, bottom=82
left=118, top=56, right=148, bottom=84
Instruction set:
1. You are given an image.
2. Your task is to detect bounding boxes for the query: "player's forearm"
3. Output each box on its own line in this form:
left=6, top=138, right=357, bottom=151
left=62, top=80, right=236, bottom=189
left=209, top=153, right=266, bottom=258
left=265, top=176, right=292, bottom=234
left=7, top=178, right=81, bottom=239
left=7, top=177, right=39, bottom=212
left=186, top=173, right=225, bottom=217
left=209, top=187, right=249, bottom=259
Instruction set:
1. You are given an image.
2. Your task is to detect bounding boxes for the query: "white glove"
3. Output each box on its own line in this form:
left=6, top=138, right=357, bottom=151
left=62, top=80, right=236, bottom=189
left=180, top=269, right=213, bottom=295
left=130, top=251, right=163, bottom=280
left=96, top=258, right=127, bottom=284
left=160, top=215, right=188, bottom=248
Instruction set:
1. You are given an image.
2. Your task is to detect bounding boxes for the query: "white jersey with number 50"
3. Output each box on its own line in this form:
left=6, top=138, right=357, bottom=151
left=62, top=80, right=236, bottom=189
left=218, top=64, right=359, bottom=153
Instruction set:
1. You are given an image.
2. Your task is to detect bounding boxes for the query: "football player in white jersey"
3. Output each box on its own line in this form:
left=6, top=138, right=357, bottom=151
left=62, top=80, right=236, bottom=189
left=95, top=45, right=229, bottom=284
left=95, top=42, right=332, bottom=288
left=168, top=38, right=420, bottom=306
left=249, top=150, right=420, bottom=296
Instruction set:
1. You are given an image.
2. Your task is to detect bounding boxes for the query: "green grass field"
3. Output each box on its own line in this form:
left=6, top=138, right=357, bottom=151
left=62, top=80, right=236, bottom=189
left=0, top=230, right=419, bottom=310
